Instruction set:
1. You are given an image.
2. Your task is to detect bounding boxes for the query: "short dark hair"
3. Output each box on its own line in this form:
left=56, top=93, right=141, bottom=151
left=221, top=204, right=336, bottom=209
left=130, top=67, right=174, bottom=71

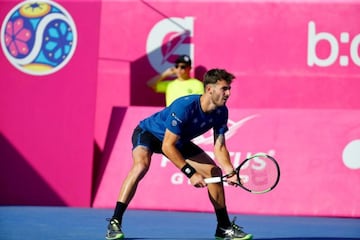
left=203, top=69, right=235, bottom=86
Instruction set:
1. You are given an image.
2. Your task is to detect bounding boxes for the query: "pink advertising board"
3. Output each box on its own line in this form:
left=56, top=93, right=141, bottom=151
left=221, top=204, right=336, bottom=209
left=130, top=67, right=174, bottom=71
left=1, top=0, right=359, bottom=217
left=98, top=1, right=360, bottom=108
left=93, top=0, right=360, bottom=217
left=93, top=107, right=360, bottom=217
left=0, top=0, right=101, bottom=206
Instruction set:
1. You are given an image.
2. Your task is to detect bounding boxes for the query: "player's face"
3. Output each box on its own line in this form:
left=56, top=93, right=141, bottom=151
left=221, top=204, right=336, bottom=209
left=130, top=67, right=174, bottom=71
left=210, top=80, right=231, bottom=106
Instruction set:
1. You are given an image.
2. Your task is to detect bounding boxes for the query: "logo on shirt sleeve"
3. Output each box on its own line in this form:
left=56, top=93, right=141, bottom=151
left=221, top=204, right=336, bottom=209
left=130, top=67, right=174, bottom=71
left=171, top=112, right=183, bottom=127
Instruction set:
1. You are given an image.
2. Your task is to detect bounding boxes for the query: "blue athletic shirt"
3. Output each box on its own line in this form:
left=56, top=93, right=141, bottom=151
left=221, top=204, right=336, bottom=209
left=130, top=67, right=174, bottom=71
left=138, top=94, right=229, bottom=146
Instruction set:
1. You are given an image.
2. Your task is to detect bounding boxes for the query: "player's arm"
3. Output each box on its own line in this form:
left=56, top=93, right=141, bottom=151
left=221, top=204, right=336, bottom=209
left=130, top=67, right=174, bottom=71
left=162, top=129, right=206, bottom=187
left=213, top=133, right=237, bottom=184
left=147, top=67, right=176, bottom=90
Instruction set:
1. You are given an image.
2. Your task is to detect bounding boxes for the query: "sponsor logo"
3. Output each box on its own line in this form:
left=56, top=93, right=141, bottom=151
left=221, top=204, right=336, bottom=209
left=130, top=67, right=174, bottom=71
left=159, top=114, right=277, bottom=185
left=192, top=115, right=259, bottom=145
left=146, top=17, right=194, bottom=73
left=1, top=0, right=77, bottom=75
left=171, top=112, right=183, bottom=123
left=342, top=139, right=360, bottom=170
left=307, top=21, right=360, bottom=67
left=169, top=150, right=276, bottom=186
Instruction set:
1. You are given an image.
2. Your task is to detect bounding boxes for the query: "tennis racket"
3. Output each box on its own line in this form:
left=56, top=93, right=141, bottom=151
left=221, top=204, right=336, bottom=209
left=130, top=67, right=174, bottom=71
left=204, top=153, right=280, bottom=194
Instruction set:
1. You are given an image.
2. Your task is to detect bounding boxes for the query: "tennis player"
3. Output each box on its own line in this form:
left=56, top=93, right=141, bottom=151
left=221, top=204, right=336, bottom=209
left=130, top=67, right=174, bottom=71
left=105, top=68, right=253, bottom=240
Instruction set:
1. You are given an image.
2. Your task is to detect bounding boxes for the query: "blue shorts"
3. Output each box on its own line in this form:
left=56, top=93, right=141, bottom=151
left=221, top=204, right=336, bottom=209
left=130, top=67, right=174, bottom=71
left=131, top=126, right=204, bottom=159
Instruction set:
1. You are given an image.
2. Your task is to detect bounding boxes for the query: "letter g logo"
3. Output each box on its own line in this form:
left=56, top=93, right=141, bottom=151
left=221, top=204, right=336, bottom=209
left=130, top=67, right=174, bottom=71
left=146, top=17, right=194, bottom=73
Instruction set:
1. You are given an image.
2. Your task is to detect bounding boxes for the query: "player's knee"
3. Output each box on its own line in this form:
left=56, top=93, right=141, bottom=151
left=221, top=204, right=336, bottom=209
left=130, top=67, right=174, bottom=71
left=133, top=161, right=150, bottom=176
left=210, top=166, right=222, bottom=177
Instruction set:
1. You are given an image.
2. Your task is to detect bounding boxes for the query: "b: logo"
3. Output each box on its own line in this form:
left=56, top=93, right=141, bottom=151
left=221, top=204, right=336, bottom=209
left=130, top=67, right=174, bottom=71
left=307, top=21, right=360, bottom=67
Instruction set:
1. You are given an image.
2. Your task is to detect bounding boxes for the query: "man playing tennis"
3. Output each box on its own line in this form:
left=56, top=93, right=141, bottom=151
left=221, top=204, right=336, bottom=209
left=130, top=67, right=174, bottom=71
left=105, top=68, right=253, bottom=240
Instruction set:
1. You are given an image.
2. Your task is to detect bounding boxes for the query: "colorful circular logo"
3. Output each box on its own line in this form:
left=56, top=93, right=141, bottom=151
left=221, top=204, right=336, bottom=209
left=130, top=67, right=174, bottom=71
left=1, top=0, right=77, bottom=76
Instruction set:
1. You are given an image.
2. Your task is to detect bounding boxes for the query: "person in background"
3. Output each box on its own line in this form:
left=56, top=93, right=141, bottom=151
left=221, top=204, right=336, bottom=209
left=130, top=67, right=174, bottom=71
left=147, top=55, right=204, bottom=106
left=105, top=68, right=253, bottom=240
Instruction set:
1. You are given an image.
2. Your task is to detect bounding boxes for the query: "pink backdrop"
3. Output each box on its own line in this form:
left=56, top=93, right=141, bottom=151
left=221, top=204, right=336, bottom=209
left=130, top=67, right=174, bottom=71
left=93, top=1, right=360, bottom=217
left=0, top=0, right=101, bottom=206
left=1, top=0, right=359, bottom=217
left=98, top=0, right=360, bottom=108
left=93, top=107, right=360, bottom=217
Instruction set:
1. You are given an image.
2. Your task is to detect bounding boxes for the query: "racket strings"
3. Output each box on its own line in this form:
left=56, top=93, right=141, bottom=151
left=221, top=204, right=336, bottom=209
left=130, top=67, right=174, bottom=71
left=239, top=156, right=279, bottom=192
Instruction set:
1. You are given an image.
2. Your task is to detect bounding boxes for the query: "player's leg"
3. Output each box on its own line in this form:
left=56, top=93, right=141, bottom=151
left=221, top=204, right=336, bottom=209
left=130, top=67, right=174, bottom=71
left=186, top=154, right=231, bottom=224
left=105, top=126, right=158, bottom=240
left=184, top=145, right=252, bottom=239
left=106, top=146, right=152, bottom=240
left=117, top=146, right=153, bottom=204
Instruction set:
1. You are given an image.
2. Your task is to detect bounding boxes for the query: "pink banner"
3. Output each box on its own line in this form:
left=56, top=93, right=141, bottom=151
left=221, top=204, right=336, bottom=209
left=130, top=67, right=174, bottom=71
left=1, top=0, right=359, bottom=214
left=0, top=0, right=101, bottom=206
left=93, top=107, right=360, bottom=217
left=99, top=1, right=360, bottom=108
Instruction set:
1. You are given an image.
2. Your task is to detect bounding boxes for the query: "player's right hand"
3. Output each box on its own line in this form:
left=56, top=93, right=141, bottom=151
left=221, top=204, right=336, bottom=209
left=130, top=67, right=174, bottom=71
left=190, top=172, right=207, bottom=188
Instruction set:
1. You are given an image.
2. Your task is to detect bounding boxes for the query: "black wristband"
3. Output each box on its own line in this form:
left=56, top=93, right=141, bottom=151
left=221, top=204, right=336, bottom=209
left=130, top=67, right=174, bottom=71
left=181, top=163, right=196, bottom=178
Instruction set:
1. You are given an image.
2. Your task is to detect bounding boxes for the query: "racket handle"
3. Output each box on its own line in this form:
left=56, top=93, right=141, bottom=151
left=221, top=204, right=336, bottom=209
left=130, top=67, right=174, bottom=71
left=204, top=177, right=222, bottom=184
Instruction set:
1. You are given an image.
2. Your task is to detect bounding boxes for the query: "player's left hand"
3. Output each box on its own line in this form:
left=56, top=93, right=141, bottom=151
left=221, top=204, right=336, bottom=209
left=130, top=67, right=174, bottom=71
left=227, top=174, right=242, bottom=186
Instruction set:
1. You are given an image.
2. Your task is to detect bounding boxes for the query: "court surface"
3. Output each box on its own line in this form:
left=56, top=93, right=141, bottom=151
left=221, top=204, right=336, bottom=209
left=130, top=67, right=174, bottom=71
left=0, top=206, right=359, bottom=240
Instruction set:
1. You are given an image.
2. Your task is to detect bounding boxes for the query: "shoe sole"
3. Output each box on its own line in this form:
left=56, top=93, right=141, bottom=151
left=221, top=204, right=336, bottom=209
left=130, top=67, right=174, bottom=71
left=105, top=233, right=125, bottom=240
left=215, top=233, right=253, bottom=240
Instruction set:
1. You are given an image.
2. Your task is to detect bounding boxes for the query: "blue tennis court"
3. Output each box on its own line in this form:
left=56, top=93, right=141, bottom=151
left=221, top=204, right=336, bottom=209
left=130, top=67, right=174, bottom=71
left=0, top=206, right=359, bottom=240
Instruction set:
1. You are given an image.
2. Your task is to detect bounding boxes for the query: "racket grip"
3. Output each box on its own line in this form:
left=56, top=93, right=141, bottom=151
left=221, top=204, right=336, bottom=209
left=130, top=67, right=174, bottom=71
left=204, top=177, right=222, bottom=184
